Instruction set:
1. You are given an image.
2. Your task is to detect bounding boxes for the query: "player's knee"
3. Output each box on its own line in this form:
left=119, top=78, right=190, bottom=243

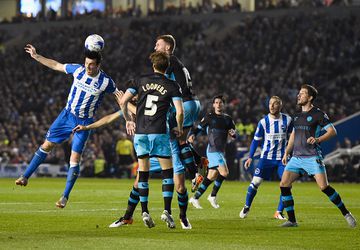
left=319, top=184, right=329, bottom=191
left=70, top=153, right=81, bottom=164
left=279, top=180, right=291, bottom=188
left=207, top=169, right=218, bottom=180
left=221, top=171, right=229, bottom=178
left=41, top=141, right=55, bottom=152
left=252, top=176, right=263, bottom=187
left=176, top=184, right=186, bottom=193
left=218, top=166, right=229, bottom=177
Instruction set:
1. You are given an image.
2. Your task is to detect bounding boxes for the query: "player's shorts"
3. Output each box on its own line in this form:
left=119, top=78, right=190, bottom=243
left=207, top=150, right=227, bottom=169
left=149, top=158, right=162, bottom=173
left=183, top=100, right=201, bottom=128
left=140, top=141, right=186, bottom=175
left=46, top=109, right=93, bottom=154
left=169, top=139, right=186, bottom=174
left=134, top=134, right=171, bottom=158
left=285, top=156, right=326, bottom=175
left=146, top=157, right=180, bottom=174
left=168, top=99, right=201, bottom=129
left=254, top=159, right=285, bottom=180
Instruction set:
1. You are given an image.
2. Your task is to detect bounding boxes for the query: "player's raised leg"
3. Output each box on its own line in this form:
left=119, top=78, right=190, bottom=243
left=15, top=140, right=54, bottom=186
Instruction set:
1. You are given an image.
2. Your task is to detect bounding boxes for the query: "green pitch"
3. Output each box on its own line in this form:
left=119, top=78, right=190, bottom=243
left=0, top=178, right=359, bottom=249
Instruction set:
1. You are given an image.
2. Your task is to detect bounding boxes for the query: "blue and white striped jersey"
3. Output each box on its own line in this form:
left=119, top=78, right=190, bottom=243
left=254, top=113, right=293, bottom=160
left=64, top=64, right=116, bottom=118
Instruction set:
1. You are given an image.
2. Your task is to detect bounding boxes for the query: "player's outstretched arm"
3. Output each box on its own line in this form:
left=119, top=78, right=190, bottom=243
left=24, top=44, right=65, bottom=72
left=114, top=90, right=136, bottom=115
left=72, top=111, right=122, bottom=132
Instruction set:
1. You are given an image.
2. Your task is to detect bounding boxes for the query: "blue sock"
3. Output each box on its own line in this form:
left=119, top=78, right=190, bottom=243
left=245, top=183, right=258, bottom=207
left=281, top=187, right=296, bottom=223
left=322, top=185, right=349, bottom=216
left=138, top=171, right=150, bottom=213
left=161, top=168, right=174, bottom=214
left=63, top=164, right=80, bottom=199
left=179, top=143, right=197, bottom=179
left=23, top=148, right=49, bottom=178
left=124, top=186, right=139, bottom=220
left=277, top=194, right=284, bottom=212
left=195, top=177, right=212, bottom=199
left=177, top=190, right=188, bottom=219
left=211, top=174, right=226, bottom=196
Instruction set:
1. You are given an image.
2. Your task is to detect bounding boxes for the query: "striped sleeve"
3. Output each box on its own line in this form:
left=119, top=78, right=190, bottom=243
left=254, top=120, right=264, bottom=141
left=105, top=78, right=116, bottom=93
left=64, top=64, right=81, bottom=74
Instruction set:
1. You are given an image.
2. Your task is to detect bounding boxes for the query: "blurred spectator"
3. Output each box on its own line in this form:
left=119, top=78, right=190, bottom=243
left=115, top=132, right=136, bottom=178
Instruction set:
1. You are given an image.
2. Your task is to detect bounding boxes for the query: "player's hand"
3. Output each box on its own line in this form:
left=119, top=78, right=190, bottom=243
left=114, top=90, right=124, bottom=107
left=229, top=129, right=236, bottom=138
left=244, top=158, right=252, bottom=169
left=172, top=127, right=183, bottom=138
left=307, top=137, right=318, bottom=145
left=282, top=154, right=288, bottom=165
left=126, top=121, right=136, bottom=136
left=24, top=44, right=37, bottom=58
left=187, top=134, right=195, bottom=143
left=72, top=125, right=87, bottom=133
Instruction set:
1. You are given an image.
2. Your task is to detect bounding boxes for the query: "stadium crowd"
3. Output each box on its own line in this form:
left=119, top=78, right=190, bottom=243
left=0, top=0, right=351, bottom=24
left=0, top=10, right=359, bottom=181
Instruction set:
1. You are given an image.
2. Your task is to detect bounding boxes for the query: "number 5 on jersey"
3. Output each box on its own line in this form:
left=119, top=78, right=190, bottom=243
left=145, top=94, right=159, bottom=116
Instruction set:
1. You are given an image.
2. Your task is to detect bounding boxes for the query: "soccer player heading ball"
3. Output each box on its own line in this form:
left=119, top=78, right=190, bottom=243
left=16, top=38, right=119, bottom=209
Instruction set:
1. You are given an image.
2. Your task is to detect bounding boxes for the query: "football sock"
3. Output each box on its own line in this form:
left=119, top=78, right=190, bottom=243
left=194, top=177, right=212, bottom=199
left=280, top=187, right=296, bottom=223
left=63, top=163, right=80, bottom=199
left=277, top=194, right=284, bottom=212
left=138, top=171, right=150, bottom=214
left=245, top=182, right=258, bottom=207
left=322, top=185, right=349, bottom=216
left=161, top=168, right=174, bottom=214
left=211, top=174, right=226, bottom=196
left=177, top=189, right=189, bottom=219
left=179, top=143, right=197, bottom=179
left=124, top=186, right=140, bottom=220
left=23, top=147, right=49, bottom=178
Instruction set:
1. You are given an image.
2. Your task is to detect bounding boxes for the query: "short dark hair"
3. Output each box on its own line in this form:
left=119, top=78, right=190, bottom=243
left=156, top=34, right=176, bottom=53
left=213, top=95, right=225, bottom=104
left=149, top=51, right=169, bottom=73
left=301, top=84, right=318, bottom=103
left=84, top=50, right=102, bottom=65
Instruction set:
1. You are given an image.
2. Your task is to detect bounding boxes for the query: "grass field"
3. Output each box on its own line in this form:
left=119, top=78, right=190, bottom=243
left=0, top=178, right=359, bottom=249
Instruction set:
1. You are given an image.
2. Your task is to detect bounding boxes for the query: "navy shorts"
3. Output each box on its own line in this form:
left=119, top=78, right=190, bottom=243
left=46, top=109, right=93, bottom=154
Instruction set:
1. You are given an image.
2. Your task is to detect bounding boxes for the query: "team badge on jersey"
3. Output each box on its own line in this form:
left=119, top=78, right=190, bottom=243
left=307, top=116, right=313, bottom=122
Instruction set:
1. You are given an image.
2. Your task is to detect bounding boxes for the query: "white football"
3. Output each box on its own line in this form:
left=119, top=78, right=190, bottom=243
left=84, top=34, right=104, bottom=52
